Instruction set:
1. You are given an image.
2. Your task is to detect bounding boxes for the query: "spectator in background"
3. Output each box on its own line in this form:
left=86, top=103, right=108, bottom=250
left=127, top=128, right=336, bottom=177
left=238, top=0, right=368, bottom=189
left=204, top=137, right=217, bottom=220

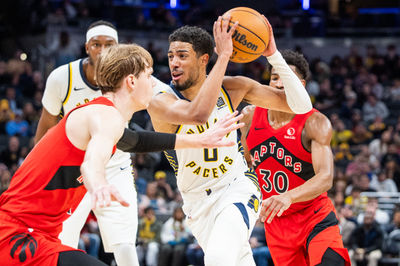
left=344, top=186, right=368, bottom=216
left=139, top=181, right=169, bottom=216
left=369, top=129, right=391, bottom=162
left=250, top=220, right=271, bottom=266
left=357, top=197, right=390, bottom=225
left=0, top=164, right=11, bottom=194
left=331, top=119, right=353, bottom=148
left=0, top=99, right=14, bottom=134
left=137, top=206, right=162, bottom=266
left=0, top=136, right=21, bottom=169
left=370, top=171, right=398, bottom=193
left=5, top=109, right=30, bottom=137
left=186, top=239, right=204, bottom=266
left=4, top=86, right=21, bottom=113
left=133, top=165, right=147, bottom=196
left=48, top=31, right=80, bottom=67
left=382, top=208, right=400, bottom=256
left=159, top=206, right=190, bottom=266
left=383, top=158, right=400, bottom=190
left=154, top=170, right=174, bottom=202
left=362, top=94, right=389, bottom=125
left=349, top=210, right=384, bottom=266
left=78, top=212, right=101, bottom=259
left=337, top=205, right=357, bottom=248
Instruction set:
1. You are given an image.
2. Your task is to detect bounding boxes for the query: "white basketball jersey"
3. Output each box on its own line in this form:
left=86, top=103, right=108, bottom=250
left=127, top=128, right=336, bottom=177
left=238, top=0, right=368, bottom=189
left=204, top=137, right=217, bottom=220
left=164, top=86, right=248, bottom=195
left=45, top=58, right=130, bottom=169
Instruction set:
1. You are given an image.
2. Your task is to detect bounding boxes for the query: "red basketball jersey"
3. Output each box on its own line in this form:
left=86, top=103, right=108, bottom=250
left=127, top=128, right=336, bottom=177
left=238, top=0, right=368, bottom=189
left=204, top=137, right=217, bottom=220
left=0, top=97, right=116, bottom=237
left=246, top=107, right=327, bottom=215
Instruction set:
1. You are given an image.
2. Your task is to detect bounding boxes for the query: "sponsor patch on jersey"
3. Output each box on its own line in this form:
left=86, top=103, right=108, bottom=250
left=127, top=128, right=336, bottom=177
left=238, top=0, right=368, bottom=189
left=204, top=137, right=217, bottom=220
left=216, top=97, right=226, bottom=109
left=284, top=127, right=296, bottom=140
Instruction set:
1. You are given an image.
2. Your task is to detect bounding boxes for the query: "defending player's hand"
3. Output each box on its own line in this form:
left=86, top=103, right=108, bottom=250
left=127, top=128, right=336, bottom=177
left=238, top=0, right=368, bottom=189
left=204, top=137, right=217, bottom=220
left=261, top=15, right=277, bottom=57
left=213, top=15, right=238, bottom=58
left=91, top=184, right=130, bottom=210
left=259, top=193, right=292, bottom=223
left=200, top=111, right=244, bottom=148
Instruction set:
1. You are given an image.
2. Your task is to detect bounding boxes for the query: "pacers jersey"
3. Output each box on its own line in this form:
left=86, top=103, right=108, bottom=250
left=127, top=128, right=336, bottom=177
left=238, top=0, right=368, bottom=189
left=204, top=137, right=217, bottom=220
left=246, top=107, right=327, bottom=215
left=42, top=58, right=129, bottom=169
left=163, top=85, right=248, bottom=195
left=0, top=97, right=116, bottom=237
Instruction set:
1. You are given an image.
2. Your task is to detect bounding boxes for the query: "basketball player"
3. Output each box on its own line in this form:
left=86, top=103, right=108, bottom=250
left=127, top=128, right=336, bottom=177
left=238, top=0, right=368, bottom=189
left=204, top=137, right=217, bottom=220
left=0, top=43, right=244, bottom=266
left=147, top=17, right=312, bottom=265
left=241, top=50, right=351, bottom=265
left=34, top=20, right=169, bottom=266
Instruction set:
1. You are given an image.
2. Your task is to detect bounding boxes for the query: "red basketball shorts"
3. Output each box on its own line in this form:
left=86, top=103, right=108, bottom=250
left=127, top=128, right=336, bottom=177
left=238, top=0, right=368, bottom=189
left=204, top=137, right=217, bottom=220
left=264, top=197, right=350, bottom=266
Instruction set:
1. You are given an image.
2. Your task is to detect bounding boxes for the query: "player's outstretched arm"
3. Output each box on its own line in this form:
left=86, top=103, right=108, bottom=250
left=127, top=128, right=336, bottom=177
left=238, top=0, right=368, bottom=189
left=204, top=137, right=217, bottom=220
left=34, top=108, right=59, bottom=144
left=148, top=17, right=238, bottom=125
left=77, top=107, right=129, bottom=209
left=259, top=112, right=333, bottom=223
left=117, top=111, right=244, bottom=152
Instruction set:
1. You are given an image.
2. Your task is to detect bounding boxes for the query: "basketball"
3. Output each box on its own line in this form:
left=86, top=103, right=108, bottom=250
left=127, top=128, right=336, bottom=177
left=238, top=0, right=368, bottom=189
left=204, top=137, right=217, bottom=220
left=222, top=7, right=270, bottom=63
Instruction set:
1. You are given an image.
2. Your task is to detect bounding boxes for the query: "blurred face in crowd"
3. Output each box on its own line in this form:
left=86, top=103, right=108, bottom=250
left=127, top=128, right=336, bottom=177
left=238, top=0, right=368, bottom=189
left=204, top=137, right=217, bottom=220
left=86, top=35, right=117, bottom=66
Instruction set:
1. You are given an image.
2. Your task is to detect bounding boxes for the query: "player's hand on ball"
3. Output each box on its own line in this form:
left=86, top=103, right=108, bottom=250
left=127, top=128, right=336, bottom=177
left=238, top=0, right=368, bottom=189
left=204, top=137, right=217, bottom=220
left=260, top=193, right=292, bottom=223
left=200, top=111, right=244, bottom=148
left=91, top=184, right=129, bottom=209
left=213, top=15, right=238, bottom=58
left=261, top=15, right=277, bottom=57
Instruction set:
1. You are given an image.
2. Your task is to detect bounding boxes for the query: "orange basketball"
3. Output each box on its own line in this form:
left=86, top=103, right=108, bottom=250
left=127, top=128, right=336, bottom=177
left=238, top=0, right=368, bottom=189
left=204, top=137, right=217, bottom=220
left=222, top=7, right=270, bottom=63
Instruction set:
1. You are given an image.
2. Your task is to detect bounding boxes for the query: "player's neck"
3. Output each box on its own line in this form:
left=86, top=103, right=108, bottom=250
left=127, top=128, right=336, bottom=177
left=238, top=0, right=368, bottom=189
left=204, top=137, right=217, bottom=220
left=82, top=58, right=97, bottom=87
left=268, top=110, right=295, bottom=129
left=180, top=75, right=207, bottom=101
left=103, top=91, right=135, bottom=122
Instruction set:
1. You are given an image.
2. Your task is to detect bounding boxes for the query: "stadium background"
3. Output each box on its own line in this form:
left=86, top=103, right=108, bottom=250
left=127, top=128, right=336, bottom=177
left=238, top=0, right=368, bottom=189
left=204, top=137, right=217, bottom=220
left=1, top=0, right=400, bottom=265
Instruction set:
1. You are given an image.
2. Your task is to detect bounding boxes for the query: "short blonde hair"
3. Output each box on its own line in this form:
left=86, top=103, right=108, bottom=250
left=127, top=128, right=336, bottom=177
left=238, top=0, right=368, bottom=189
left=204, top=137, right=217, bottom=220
left=95, top=43, right=153, bottom=93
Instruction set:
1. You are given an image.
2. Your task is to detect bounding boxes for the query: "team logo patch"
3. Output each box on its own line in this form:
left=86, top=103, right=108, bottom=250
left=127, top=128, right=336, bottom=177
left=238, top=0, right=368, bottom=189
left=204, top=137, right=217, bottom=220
left=247, top=194, right=260, bottom=213
left=9, top=233, right=38, bottom=262
left=216, top=97, right=226, bottom=109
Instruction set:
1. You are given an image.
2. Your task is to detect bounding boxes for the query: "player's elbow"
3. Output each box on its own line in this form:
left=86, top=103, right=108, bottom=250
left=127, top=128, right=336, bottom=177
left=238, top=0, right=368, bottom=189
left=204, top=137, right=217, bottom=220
left=190, top=111, right=209, bottom=124
left=322, top=171, right=334, bottom=192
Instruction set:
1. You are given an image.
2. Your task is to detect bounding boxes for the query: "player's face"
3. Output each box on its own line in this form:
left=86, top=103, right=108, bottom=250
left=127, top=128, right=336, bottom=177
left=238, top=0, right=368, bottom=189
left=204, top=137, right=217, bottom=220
left=168, top=41, right=204, bottom=91
left=133, top=66, right=155, bottom=110
left=86, top=35, right=117, bottom=66
left=270, top=65, right=303, bottom=90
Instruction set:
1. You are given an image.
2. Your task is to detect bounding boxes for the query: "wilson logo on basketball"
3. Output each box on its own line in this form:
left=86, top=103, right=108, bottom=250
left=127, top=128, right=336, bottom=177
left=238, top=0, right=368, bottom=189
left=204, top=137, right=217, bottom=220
left=232, top=30, right=258, bottom=51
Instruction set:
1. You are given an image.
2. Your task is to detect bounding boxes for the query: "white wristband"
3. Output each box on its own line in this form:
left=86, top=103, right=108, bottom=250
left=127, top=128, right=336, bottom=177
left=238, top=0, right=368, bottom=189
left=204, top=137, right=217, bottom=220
left=267, top=51, right=312, bottom=114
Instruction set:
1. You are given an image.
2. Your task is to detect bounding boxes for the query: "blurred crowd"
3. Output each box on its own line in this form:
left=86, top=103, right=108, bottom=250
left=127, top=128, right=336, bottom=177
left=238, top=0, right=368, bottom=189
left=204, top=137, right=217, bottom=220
left=1, top=1, right=400, bottom=266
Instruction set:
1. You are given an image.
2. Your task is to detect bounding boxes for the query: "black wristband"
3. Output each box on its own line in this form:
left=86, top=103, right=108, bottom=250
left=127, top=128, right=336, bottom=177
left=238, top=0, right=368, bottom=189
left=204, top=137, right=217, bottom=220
left=117, top=128, right=176, bottom=153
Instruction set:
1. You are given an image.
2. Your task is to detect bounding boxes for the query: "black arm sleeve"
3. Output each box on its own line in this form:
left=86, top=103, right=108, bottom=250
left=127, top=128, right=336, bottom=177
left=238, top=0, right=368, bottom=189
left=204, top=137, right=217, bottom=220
left=116, top=128, right=176, bottom=153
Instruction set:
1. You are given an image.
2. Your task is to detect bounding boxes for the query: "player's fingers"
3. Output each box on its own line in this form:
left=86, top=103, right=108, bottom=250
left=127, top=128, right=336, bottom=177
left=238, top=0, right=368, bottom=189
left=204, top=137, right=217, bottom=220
left=213, top=21, right=218, bottom=37
left=267, top=205, right=281, bottom=223
left=221, top=15, right=230, bottom=32
left=91, top=193, right=97, bottom=210
left=96, top=191, right=104, bottom=209
left=228, top=21, right=239, bottom=35
left=277, top=208, right=285, bottom=217
left=264, top=200, right=278, bottom=221
left=259, top=199, right=271, bottom=222
left=111, top=190, right=130, bottom=207
left=103, top=189, right=111, bottom=207
left=221, top=111, right=241, bottom=127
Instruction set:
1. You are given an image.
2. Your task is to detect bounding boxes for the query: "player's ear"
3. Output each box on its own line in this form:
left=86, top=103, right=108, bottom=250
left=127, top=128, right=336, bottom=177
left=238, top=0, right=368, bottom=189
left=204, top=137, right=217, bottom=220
left=126, top=74, right=136, bottom=91
left=301, top=79, right=306, bottom=87
left=85, top=43, right=89, bottom=54
left=200, top=53, right=209, bottom=66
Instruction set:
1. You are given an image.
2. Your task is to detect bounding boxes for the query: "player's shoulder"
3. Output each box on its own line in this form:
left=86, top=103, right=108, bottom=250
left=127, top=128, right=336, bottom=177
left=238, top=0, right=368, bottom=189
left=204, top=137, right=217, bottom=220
left=305, top=110, right=332, bottom=140
left=47, top=59, right=81, bottom=82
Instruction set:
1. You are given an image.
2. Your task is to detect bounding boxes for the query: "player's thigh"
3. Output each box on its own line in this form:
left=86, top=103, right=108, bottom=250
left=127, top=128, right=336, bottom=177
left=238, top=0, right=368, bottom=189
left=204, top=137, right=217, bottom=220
left=58, top=250, right=107, bottom=266
left=94, top=170, right=137, bottom=252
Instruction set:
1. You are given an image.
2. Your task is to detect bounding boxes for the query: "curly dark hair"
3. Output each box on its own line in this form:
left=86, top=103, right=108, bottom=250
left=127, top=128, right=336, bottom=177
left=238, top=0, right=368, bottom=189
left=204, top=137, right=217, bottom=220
left=267, top=50, right=310, bottom=80
left=169, top=26, right=214, bottom=59
left=87, top=20, right=117, bottom=31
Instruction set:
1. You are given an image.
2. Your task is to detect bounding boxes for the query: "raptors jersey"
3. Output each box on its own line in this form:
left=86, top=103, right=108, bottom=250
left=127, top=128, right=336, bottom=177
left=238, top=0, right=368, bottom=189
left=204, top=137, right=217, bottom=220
left=0, top=97, right=116, bottom=237
left=42, top=58, right=129, bottom=169
left=164, top=86, right=248, bottom=195
left=246, top=107, right=327, bottom=215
